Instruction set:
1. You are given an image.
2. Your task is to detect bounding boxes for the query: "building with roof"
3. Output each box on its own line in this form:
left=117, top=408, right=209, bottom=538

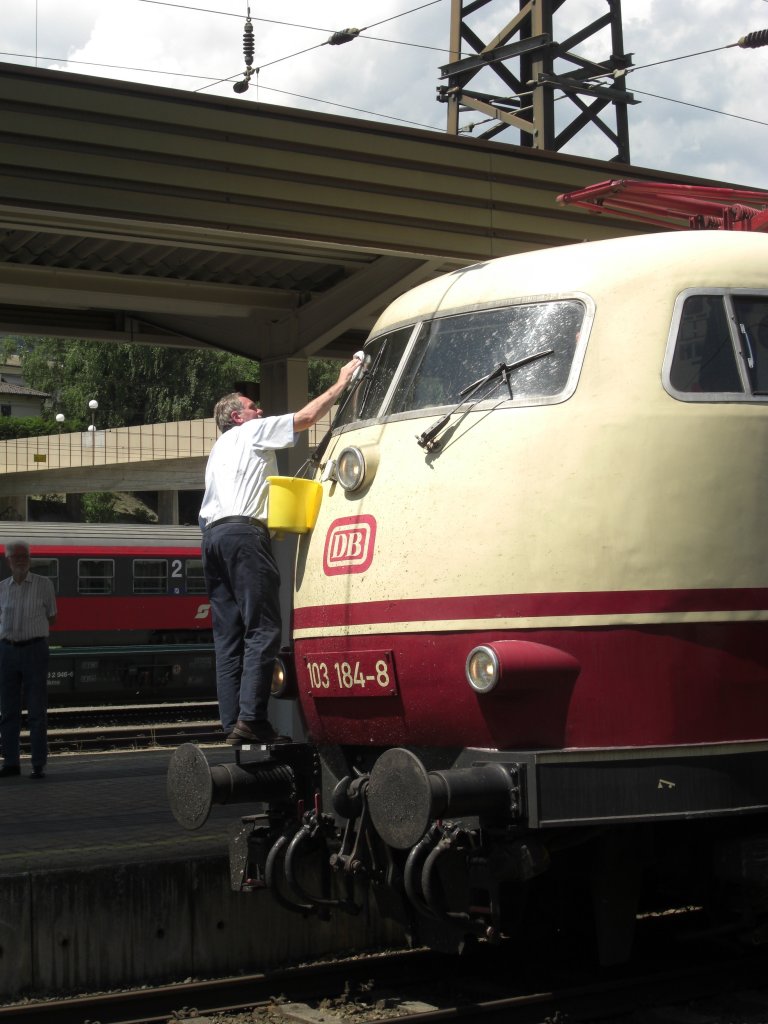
left=0, top=353, right=50, bottom=418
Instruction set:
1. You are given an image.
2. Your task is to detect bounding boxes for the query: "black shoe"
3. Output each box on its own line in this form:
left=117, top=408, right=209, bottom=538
left=0, top=765, right=21, bottom=777
left=226, top=720, right=291, bottom=746
left=30, top=767, right=46, bottom=779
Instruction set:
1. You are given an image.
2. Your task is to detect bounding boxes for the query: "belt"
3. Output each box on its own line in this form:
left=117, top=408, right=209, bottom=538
left=205, top=515, right=268, bottom=532
left=2, top=637, right=46, bottom=647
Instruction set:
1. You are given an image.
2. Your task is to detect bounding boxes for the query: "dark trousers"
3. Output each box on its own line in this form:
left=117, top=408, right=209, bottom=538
left=0, top=639, right=49, bottom=769
left=201, top=523, right=282, bottom=733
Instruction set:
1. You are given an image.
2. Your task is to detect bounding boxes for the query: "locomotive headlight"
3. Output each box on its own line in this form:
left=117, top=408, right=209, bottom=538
left=271, top=651, right=296, bottom=699
left=466, top=645, right=500, bottom=694
left=336, top=446, right=366, bottom=491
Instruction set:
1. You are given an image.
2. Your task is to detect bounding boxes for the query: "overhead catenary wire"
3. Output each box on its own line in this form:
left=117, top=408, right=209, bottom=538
left=6, top=4, right=768, bottom=145
left=629, top=88, right=768, bottom=130
left=234, top=83, right=440, bottom=131
left=135, top=0, right=450, bottom=56
left=498, top=28, right=768, bottom=136
left=190, top=0, right=451, bottom=95
left=0, top=45, right=441, bottom=129
left=619, top=29, right=768, bottom=76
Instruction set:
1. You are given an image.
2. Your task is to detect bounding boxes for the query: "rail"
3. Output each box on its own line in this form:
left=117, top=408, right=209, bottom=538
left=35, top=701, right=223, bottom=752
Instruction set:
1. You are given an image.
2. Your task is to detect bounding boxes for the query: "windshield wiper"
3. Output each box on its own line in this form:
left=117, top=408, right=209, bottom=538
left=416, top=348, right=553, bottom=452
left=357, top=343, right=385, bottom=410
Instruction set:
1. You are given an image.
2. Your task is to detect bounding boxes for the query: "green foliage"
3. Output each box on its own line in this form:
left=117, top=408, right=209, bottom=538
left=7, top=337, right=260, bottom=429
left=81, top=491, right=119, bottom=523
left=0, top=416, right=58, bottom=440
left=308, top=358, right=345, bottom=398
left=3, top=336, right=344, bottom=434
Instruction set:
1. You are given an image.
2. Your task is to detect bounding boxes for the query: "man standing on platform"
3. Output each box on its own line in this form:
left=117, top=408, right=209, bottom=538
left=200, top=356, right=361, bottom=747
left=0, top=540, right=57, bottom=779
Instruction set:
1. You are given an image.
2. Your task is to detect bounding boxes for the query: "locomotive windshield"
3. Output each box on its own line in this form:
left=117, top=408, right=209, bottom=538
left=391, top=300, right=582, bottom=413
left=337, top=299, right=584, bottom=427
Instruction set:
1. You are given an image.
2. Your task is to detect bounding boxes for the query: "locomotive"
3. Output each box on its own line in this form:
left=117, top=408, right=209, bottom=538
left=0, top=523, right=213, bottom=704
left=168, top=219, right=768, bottom=963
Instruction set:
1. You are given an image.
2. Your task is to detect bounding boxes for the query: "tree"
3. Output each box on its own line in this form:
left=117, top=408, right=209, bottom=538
left=5, top=336, right=261, bottom=428
left=308, top=357, right=345, bottom=398
left=2, top=336, right=348, bottom=432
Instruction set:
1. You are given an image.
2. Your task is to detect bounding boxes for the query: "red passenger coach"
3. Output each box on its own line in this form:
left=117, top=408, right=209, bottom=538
left=0, top=523, right=213, bottom=705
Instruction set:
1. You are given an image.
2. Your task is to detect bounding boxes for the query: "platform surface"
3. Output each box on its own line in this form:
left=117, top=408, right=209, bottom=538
left=0, top=745, right=244, bottom=875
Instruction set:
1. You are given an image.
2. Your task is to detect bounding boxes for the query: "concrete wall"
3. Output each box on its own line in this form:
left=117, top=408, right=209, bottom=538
left=0, top=856, right=404, bottom=999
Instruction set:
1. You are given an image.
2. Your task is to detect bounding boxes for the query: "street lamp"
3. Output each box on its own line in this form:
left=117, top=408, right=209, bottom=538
left=87, top=399, right=98, bottom=463
left=55, top=412, right=65, bottom=432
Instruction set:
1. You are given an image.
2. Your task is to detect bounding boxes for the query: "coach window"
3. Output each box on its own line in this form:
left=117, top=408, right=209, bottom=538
left=390, top=299, right=586, bottom=414
left=31, top=557, right=59, bottom=594
left=133, top=559, right=168, bottom=595
left=78, top=559, right=114, bottom=595
left=185, top=559, right=207, bottom=595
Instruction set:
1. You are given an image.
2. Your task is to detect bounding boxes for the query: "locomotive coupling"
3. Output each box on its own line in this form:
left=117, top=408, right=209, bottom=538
left=166, top=742, right=299, bottom=831
left=366, top=748, right=523, bottom=849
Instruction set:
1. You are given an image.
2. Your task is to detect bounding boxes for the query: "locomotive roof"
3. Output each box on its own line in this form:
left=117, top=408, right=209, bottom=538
left=370, top=230, right=768, bottom=335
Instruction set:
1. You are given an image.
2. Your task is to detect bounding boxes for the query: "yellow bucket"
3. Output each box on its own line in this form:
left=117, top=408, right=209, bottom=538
left=266, top=476, right=323, bottom=534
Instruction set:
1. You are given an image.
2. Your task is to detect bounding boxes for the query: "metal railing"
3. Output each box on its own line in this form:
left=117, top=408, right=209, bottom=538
left=0, top=413, right=334, bottom=475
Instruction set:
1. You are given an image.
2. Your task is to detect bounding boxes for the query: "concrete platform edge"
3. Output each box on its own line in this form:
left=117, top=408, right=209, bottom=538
left=0, top=856, right=404, bottom=999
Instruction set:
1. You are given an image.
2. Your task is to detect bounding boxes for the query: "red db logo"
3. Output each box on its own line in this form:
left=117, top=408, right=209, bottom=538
left=323, top=515, right=377, bottom=575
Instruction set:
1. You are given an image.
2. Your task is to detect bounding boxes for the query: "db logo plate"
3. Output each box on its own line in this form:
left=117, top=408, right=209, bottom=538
left=323, top=515, right=377, bottom=575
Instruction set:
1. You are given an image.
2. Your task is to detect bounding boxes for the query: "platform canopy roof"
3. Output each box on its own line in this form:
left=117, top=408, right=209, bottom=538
left=0, top=61, right=755, bottom=365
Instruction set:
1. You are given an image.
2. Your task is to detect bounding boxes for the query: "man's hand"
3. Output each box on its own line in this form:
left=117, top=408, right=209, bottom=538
left=294, top=354, right=365, bottom=432
left=337, top=354, right=363, bottom=389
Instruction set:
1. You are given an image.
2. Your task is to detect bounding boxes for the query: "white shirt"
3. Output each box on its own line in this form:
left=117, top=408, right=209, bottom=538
left=199, top=413, right=297, bottom=527
left=0, top=572, right=57, bottom=642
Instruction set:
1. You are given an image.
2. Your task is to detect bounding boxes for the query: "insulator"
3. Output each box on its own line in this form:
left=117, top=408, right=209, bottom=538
left=243, top=19, right=255, bottom=67
left=738, top=29, right=768, bottom=48
left=328, top=28, right=360, bottom=46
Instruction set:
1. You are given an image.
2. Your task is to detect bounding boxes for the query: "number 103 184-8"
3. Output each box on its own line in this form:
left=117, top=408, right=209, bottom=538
left=305, top=653, right=396, bottom=697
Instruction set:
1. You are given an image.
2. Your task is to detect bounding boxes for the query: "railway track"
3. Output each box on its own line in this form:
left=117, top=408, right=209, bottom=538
left=3, top=940, right=768, bottom=1024
left=34, top=700, right=224, bottom=752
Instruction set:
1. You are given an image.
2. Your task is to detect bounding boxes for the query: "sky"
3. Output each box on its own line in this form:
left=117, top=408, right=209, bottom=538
left=2, top=0, right=768, bottom=189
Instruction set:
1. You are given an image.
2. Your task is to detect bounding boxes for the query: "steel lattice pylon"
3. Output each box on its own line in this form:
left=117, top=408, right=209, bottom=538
left=439, top=0, right=634, bottom=162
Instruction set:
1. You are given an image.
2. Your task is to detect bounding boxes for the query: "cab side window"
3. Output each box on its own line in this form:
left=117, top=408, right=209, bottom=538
left=732, top=297, right=768, bottom=395
left=669, top=295, right=742, bottom=394
left=668, top=292, right=768, bottom=400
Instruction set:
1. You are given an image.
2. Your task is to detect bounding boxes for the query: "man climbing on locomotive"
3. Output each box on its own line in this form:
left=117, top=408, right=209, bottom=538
left=199, top=356, right=361, bottom=746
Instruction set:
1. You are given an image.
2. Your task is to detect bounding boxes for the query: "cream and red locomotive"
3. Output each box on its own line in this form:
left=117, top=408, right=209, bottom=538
left=169, top=214, right=768, bottom=961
